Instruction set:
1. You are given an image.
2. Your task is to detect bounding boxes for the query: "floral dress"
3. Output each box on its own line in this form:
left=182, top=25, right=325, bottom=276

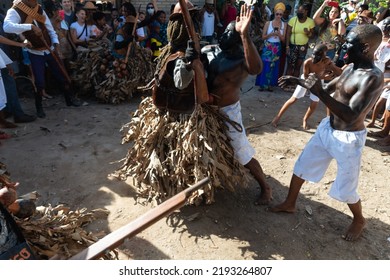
left=255, top=21, right=284, bottom=89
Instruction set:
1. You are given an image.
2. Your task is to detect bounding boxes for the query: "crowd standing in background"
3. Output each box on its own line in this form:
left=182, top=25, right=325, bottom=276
left=0, top=0, right=390, bottom=147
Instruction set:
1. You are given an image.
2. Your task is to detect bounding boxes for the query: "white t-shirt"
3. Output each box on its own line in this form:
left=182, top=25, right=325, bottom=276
left=70, top=21, right=97, bottom=41
left=374, top=40, right=390, bottom=72
left=202, top=11, right=215, bottom=37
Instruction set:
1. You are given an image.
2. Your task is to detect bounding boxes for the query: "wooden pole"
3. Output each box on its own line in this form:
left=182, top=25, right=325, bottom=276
left=125, top=13, right=139, bottom=64
left=179, top=0, right=209, bottom=104
left=69, top=177, right=210, bottom=260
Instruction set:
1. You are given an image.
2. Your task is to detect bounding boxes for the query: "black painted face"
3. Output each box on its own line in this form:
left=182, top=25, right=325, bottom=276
left=312, top=48, right=325, bottom=64
left=342, top=30, right=364, bottom=64
left=219, top=22, right=241, bottom=51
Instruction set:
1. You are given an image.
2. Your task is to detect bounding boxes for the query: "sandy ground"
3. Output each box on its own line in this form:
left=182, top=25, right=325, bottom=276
left=1, top=75, right=389, bottom=260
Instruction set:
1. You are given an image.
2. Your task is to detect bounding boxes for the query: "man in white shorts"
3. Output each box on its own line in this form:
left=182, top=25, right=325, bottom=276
left=271, top=44, right=341, bottom=130
left=273, top=24, right=384, bottom=241
left=207, top=5, right=272, bottom=205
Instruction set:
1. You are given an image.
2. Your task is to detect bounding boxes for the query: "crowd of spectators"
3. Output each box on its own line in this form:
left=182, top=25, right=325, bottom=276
left=0, top=0, right=390, bottom=145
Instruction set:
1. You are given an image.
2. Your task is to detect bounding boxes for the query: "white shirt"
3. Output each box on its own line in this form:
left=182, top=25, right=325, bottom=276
left=0, top=48, right=13, bottom=69
left=202, top=11, right=215, bottom=37
left=3, top=7, right=59, bottom=56
left=70, top=21, right=97, bottom=42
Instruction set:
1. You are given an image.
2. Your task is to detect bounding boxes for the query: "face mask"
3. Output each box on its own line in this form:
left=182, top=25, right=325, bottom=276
left=297, top=12, right=304, bottom=19
left=147, top=8, right=154, bottom=15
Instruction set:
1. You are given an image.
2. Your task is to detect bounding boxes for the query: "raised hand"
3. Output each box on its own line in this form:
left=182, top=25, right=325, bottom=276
left=235, top=4, right=253, bottom=35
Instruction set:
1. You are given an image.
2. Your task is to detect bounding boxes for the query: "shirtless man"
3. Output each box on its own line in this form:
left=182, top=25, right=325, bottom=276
left=271, top=44, right=342, bottom=129
left=272, top=24, right=383, bottom=241
left=207, top=4, right=272, bottom=204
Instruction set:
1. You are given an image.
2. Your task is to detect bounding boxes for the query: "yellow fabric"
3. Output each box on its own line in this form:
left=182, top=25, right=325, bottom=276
left=151, top=37, right=162, bottom=57
left=274, top=2, right=286, bottom=12
left=288, top=16, right=315, bottom=45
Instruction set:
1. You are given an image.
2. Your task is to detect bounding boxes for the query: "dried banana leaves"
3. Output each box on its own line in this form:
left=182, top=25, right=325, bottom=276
left=70, top=39, right=155, bottom=104
left=115, top=97, right=250, bottom=205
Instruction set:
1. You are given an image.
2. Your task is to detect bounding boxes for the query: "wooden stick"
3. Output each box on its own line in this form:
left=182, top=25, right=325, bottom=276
left=179, top=0, right=209, bottom=104
left=39, top=35, right=71, bottom=84
left=69, top=177, right=210, bottom=260
left=125, top=13, right=139, bottom=64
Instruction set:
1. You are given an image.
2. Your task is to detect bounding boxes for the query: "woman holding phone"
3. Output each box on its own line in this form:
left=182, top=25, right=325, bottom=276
left=313, top=0, right=346, bottom=60
left=255, top=2, right=286, bottom=91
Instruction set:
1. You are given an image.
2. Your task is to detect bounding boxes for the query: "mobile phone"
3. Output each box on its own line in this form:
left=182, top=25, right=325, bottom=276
left=274, top=27, right=279, bottom=32
left=328, top=1, right=339, bottom=8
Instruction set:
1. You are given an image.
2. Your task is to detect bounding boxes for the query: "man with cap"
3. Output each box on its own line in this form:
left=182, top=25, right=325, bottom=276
left=117, top=1, right=253, bottom=204
left=199, top=0, right=222, bottom=44
left=3, top=0, right=80, bottom=118
left=357, top=10, right=374, bottom=25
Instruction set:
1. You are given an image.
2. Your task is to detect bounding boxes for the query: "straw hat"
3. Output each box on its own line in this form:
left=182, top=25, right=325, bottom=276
left=169, top=0, right=200, bottom=20
left=84, top=1, right=97, bottom=10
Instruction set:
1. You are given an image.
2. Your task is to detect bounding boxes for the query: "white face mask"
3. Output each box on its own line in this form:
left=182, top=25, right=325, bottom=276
left=147, top=8, right=154, bottom=15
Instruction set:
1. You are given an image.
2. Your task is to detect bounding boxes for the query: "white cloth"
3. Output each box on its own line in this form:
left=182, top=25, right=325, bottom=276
left=220, top=101, right=255, bottom=165
left=265, top=21, right=284, bottom=43
left=0, top=49, right=12, bottom=110
left=173, top=58, right=194, bottom=90
left=386, top=91, right=390, bottom=110
left=0, top=49, right=12, bottom=69
left=292, top=74, right=320, bottom=102
left=374, top=40, right=390, bottom=72
left=70, top=21, right=96, bottom=41
left=293, top=117, right=367, bottom=204
left=201, top=11, right=215, bottom=37
left=3, top=8, right=59, bottom=56
left=0, top=71, right=6, bottom=111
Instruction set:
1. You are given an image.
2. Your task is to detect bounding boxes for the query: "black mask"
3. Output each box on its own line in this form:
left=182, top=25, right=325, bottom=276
left=219, top=21, right=241, bottom=51
left=297, top=12, right=304, bottom=20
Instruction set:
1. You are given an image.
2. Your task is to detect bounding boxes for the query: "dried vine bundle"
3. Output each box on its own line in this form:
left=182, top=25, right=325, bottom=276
left=115, top=97, right=251, bottom=205
left=15, top=204, right=115, bottom=260
left=1, top=161, right=115, bottom=260
left=70, top=39, right=155, bottom=104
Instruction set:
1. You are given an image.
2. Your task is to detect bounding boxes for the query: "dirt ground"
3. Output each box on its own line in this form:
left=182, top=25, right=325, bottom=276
left=1, top=75, right=390, bottom=260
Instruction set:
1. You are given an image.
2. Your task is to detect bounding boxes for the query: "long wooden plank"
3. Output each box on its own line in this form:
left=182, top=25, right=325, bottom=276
left=70, top=177, right=210, bottom=260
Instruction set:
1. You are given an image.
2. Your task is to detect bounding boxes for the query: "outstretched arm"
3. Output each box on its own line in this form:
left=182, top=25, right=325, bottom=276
left=306, top=72, right=383, bottom=123
left=236, top=4, right=262, bottom=75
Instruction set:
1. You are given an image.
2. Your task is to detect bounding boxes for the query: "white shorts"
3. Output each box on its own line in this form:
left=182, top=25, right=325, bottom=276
left=292, top=75, right=320, bottom=102
left=220, top=101, right=255, bottom=165
left=293, top=117, right=367, bottom=204
left=384, top=89, right=390, bottom=110
left=0, top=71, right=7, bottom=111
left=380, top=88, right=390, bottom=99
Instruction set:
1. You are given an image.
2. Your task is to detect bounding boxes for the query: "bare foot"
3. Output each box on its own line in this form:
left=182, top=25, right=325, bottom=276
left=303, top=121, right=310, bottom=130
left=271, top=116, right=280, bottom=128
left=255, top=187, right=273, bottom=205
left=343, top=218, right=366, bottom=241
left=368, top=130, right=387, bottom=138
left=268, top=201, right=296, bottom=213
left=378, top=135, right=390, bottom=146
left=366, top=122, right=375, bottom=128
